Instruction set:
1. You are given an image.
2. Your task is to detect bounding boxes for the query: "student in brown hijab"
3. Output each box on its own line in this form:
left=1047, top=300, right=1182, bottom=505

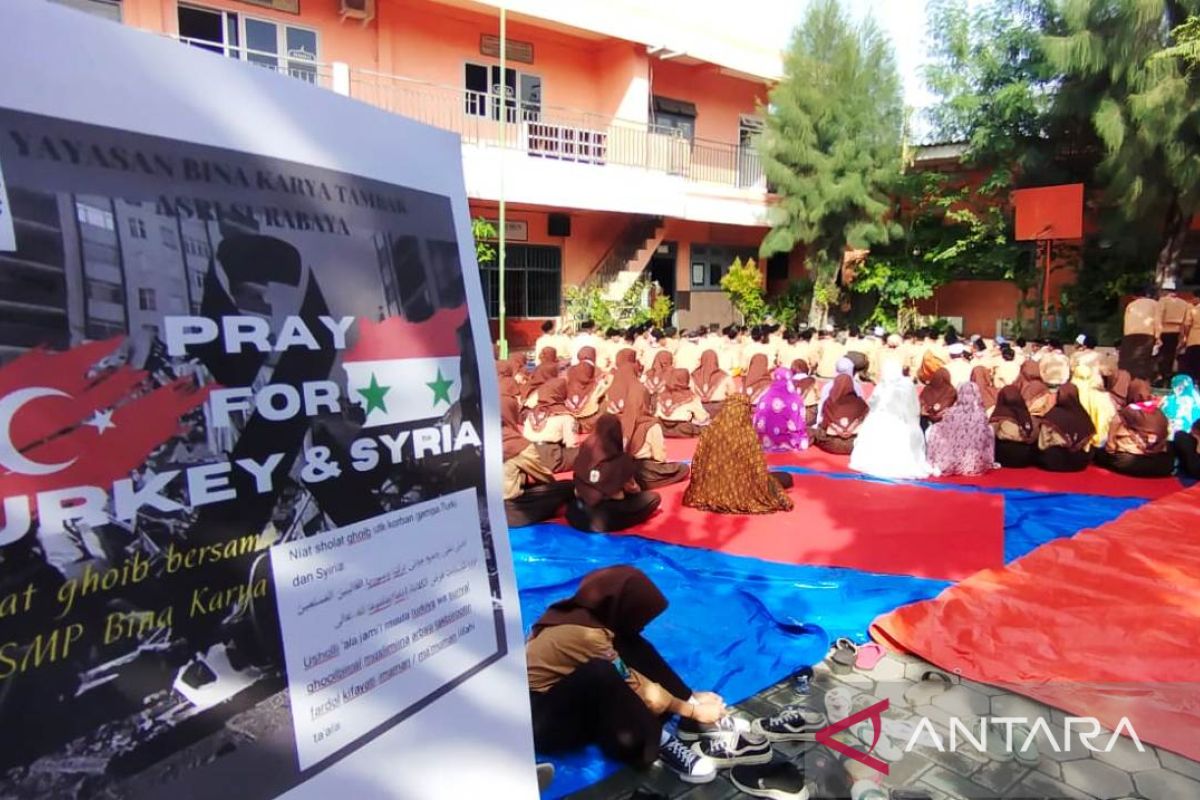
left=564, top=348, right=610, bottom=433
left=523, top=347, right=562, bottom=406
left=524, top=377, right=580, bottom=472
left=971, top=365, right=999, bottom=416
left=497, top=359, right=523, bottom=400
left=1095, top=380, right=1175, bottom=477
left=791, top=359, right=821, bottom=425
left=644, top=350, right=675, bottom=396
left=526, top=565, right=725, bottom=781
left=990, top=385, right=1038, bottom=468
left=684, top=395, right=794, bottom=514
left=1036, top=383, right=1096, bottom=472
left=691, top=349, right=731, bottom=413
left=615, top=347, right=642, bottom=375
left=920, top=368, right=957, bottom=428
left=813, top=374, right=869, bottom=455
left=656, top=368, right=710, bottom=438
left=501, top=395, right=574, bottom=526
left=618, top=378, right=690, bottom=490
left=741, top=353, right=772, bottom=404
left=565, top=415, right=663, bottom=533
left=1015, top=360, right=1056, bottom=416
left=1106, top=369, right=1133, bottom=410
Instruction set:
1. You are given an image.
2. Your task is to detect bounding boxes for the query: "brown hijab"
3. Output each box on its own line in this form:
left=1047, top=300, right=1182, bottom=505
left=644, top=350, right=674, bottom=394
left=531, top=563, right=666, bottom=636
left=743, top=354, right=772, bottom=400
left=921, top=368, right=958, bottom=421
left=529, top=377, right=569, bottom=431
left=607, top=364, right=657, bottom=455
left=791, top=359, right=816, bottom=396
left=971, top=366, right=999, bottom=410
left=822, top=374, right=869, bottom=434
left=496, top=360, right=521, bottom=399
left=683, top=395, right=793, bottom=514
left=1107, top=369, right=1133, bottom=409
left=615, top=347, right=642, bottom=377
left=1016, top=361, right=1051, bottom=405
left=1118, top=379, right=1169, bottom=451
left=571, top=415, right=638, bottom=508
left=500, top=394, right=531, bottom=460
left=990, top=385, right=1035, bottom=438
left=523, top=352, right=561, bottom=403
left=658, top=368, right=695, bottom=416
left=1041, top=383, right=1095, bottom=450
left=577, top=345, right=597, bottom=365
left=692, top=350, right=727, bottom=402
left=564, top=360, right=600, bottom=414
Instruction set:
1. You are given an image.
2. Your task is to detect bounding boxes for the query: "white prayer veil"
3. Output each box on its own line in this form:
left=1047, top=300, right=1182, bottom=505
left=849, top=360, right=934, bottom=479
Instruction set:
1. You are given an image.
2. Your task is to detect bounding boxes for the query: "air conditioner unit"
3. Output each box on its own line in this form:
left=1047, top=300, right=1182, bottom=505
left=339, top=0, right=376, bottom=22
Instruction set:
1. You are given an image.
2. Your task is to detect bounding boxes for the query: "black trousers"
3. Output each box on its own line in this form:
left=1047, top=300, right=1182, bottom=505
left=529, top=634, right=691, bottom=768
left=635, top=460, right=690, bottom=490
left=813, top=431, right=855, bottom=455
left=566, top=492, right=662, bottom=533
left=505, top=480, right=574, bottom=528
left=995, top=439, right=1037, bottom=469
left=535, top=443, right=578, bottom=474
left=1158, top=333, right=1181, bottom=385
left=1094, top=449, right=1176, bottom=478
left=1037, top=446, right=1092, bottom=473
left=1175, top=432, right=1200, bottom=479
left=1119, top=333, right=1156, bottom=381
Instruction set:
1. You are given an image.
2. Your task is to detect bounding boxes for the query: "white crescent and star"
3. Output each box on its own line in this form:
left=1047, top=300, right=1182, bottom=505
left=0, top=387, right=118, bottom=476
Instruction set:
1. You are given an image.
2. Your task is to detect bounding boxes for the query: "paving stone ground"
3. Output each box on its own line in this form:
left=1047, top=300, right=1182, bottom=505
left=563, top=652, right=1200, bottom=800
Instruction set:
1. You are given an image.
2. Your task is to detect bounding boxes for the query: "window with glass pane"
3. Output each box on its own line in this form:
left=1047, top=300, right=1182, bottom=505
left=490, top=65, right=517, bottom=122
left=465, top=64, right=488, bottom=117
left=177, top=5, right=237, bottom=57
left=286, top=27, right=318, bottom=82
left=245, top=18, right=279, bottom=70
left=479, top=244, right=561, bottom=318
left=519, top=74, right=542, bottom=121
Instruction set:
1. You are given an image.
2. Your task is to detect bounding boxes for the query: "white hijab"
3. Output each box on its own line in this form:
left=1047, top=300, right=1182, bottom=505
left=849, top=361, right=934, bottom=479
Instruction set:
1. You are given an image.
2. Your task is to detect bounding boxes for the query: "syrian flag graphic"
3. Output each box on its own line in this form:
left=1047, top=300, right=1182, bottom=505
left=342, top=307, right=468, bottom=429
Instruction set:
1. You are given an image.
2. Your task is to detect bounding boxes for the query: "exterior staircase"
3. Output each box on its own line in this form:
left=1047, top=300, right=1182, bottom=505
left=587, top=215, right=666, bottom=302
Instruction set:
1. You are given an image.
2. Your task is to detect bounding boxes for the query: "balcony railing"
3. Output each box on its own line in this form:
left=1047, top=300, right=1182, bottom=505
left=167, top=35, right=765, bottom=190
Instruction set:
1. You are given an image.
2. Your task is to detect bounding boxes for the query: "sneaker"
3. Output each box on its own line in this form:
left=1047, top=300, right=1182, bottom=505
left=730, top=761, right=809, bottom=800
left=658, top=735, right=717, bottom=784
left=750, top=704, right=828, bottom=742
left=691, top=731, right=773, bottom=767
left=676, top=714, right=750, bottom=742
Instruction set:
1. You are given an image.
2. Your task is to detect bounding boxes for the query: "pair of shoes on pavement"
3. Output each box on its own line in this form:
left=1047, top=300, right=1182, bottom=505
left=661, top=715, right=762, bottom=783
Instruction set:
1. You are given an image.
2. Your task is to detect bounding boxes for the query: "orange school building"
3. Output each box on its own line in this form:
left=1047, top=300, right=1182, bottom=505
left=69, top=0, right=805, bottom=347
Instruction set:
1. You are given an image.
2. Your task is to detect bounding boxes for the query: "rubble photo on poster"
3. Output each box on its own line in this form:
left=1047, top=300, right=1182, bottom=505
left=0, top=108, right=505, bottom=798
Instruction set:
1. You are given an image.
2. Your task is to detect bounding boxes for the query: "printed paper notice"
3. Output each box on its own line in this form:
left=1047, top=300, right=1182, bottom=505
left=0, top=156, right=14, bottom=251
left=271, top=489, right=494, bottom=769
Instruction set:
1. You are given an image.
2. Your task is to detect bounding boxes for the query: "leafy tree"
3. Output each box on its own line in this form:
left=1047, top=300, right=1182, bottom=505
left=1044, top=0, right=1200, bottom=287
left=759, top=0, right=905, bottom=325
left=719, top=257, right=769, bottom=325
left=472, top=217, right=497, bottom=266
left=768, top=278, right=815, bottom=329
left=1156, top=15, right=1200, bottom=66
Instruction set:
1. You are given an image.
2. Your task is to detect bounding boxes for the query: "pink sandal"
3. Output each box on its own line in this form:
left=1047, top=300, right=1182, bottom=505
left=855, top=642, right=885, bottom=671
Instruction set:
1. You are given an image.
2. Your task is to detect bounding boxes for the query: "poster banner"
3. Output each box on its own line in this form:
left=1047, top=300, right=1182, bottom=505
left=0, top=2, right=536, bottom=798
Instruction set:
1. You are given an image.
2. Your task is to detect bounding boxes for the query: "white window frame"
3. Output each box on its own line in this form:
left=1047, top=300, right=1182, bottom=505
left=178, top=4, right=320, bottom=79
left=463, top=60, right=542, bottom=122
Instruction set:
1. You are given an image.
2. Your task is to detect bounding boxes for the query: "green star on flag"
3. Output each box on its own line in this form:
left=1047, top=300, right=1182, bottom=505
left=427, top=368, right=454, bottom=406
left=357, top=373, right=390, bottom=414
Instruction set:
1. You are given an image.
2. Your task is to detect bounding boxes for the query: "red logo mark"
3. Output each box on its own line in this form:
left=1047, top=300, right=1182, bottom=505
left=814, top=698, right=891, bottom=775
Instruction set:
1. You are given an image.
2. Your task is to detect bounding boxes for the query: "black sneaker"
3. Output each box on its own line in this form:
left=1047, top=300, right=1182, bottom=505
left=730, top=761, right=809, bottom=800
left=750, top=704, right=828, bottom=741
left=692, top=731, right=773, bottom=767
left=677, top=714, right=750, bottom=742
left=657, top=735, right=717, bottom=784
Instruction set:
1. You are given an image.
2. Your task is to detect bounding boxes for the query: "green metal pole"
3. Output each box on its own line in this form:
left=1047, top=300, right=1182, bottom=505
left=497, top=5, right=508, bottom=359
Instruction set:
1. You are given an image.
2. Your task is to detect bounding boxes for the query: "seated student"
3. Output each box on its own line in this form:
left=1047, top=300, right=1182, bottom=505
left=497, top=357, right=523, bottom=400
left=1106, top=369, right=1134, bottom=410
left=501, top=396, right=573, bottom=527
left=656, top=368, right=710, bottom=438
left=990, top=385, right=1039, bottom=468
left=790, top=359, right=822, bottom=425
left=1070, top=333, right=1104, bottom=376
left=920, top=368, right=957, bottom=428
left=571, top=320, right=603, bottom=364
left=1175, top=420, right=1200, bottom=479
left=523, top=378, right=580, bottom=472
left=1015, top=360, right=1056, bottom=417
left=813, top=374, right=869, bottom=455
left=643, top=350, right=675, bottom=396
left=993, top=344, right=1022, bottom=388
left=563, top=348, right=609, bottom=433
left=754, top=367, right=810, bottom=452
left=1036, top=383, right=1096, bottom=472
left=926, top=382, right=996, bottom=477
left=741, top=353, right=773, bottom=404
left=684, top=395, right=795, bottom=514
left=609, top=364, right=690, bottom=489
left=741, top=326, right=775, bottom=372
left=1039, top=340, right=1072, bottom=387
left=717, top=326, right=743, bottom=374
left=565, top=416, right=664, bottom=534
left=945, top=343, right=973, bottom=386
left=971, top=365, right=999, bottom=417
left=673, top=329, right=703, bottom=373
left=850, top=361, right=934, bottom=479
left=534, top=320, right=569, bottom=367
left=816, top=357, right=862, bottom=425
left=815, top=330, right=846, bottom=378
left=523, top=347, right=562, bottom=407
left=1095, top=380, right=1175, bottom=477
left=525, top=565, right=727, bottom=783
left=1072, top=365, right=1117, bottom=448
left=872, top=333, right=907, bottom=382
left=614, top=346, right=643, bottom=376
left=692, top=349, right=732, bottom=414
left=1164, top=374, right=1200, bottom=436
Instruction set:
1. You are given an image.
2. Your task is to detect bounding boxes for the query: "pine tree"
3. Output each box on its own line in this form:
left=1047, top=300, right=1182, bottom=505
left=758, top=0, right=905, bottom=325
left=1044, top=0, right=1200, bottom=287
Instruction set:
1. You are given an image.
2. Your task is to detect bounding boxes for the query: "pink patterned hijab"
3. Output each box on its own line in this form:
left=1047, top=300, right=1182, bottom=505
left=925, top=381, right=995, bottom=476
